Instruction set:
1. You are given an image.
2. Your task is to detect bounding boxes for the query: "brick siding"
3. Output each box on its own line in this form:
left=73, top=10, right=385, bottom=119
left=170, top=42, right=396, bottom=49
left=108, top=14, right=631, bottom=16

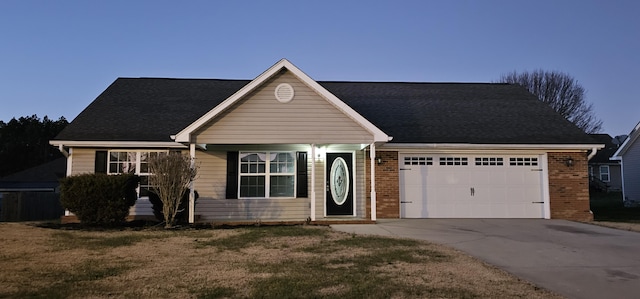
left=365, top=151, right=400, bottom=219
left=547, top=152, right=593, bottom=221
left=364, top=150, right=592, bottom=221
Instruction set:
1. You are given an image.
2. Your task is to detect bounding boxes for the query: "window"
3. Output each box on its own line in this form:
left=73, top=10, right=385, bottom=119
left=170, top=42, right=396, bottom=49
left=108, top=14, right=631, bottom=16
left=509, top=157, right=538, bottom=166
left=108, top=151, right=166, bottom=197
left=439, top=157, right=468, bottom=166
left=475, top=157, right=504, bottom=166
left=239, top=152, right=295, bottom=198
left=599, top=165, right=610, bottom=182
left=404, top=156, right=433, bottom=165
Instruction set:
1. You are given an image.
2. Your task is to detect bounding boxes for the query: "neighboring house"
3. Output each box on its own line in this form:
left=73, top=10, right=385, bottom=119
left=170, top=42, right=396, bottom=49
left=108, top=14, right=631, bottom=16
left=50, top=59, right=603, bottom=223
left=611, top=121, right=640, bottom=207
left=588, top=134, right=622, bottom=192
left=0, top=157, right=66, bottom=221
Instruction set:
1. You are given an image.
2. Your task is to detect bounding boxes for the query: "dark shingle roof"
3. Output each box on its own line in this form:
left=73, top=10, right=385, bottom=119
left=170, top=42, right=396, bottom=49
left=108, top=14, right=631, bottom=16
left=53, top=78, right=597, bottom=145
left=588, top=134, right=620, bottom=163
left=0, top=157, right=66, bottom=190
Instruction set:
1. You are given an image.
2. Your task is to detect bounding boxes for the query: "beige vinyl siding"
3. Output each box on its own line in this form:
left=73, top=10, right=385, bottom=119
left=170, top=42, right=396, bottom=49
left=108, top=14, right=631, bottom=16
left=193, top=150, right=227, bottom=199
left=129, top=198, right=153, bottom=216
left=194, top=148, right=311, bottom=221
left=194, top=70, right=374, bottom=144
left=69, top=148, right=96, bottom=175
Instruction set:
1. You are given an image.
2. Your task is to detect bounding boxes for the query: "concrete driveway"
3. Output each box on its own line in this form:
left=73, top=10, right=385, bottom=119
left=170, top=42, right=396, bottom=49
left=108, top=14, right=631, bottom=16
left=332, top=219, right=640, bottom=299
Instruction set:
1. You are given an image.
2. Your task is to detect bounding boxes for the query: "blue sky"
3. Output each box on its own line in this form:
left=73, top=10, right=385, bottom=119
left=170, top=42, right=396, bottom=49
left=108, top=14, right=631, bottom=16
left=1, top=0, right=638, bottom=136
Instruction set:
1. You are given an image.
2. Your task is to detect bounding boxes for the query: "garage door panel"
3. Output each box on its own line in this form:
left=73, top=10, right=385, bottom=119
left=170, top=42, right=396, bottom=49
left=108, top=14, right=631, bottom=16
left=400, top=154, right=544, bottom=219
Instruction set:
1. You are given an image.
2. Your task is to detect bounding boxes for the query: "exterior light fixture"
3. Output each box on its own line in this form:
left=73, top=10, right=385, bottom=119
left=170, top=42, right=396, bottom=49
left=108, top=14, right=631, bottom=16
left=376, top=157, right=383, bottom=165
left=565, top=157, right=574, bottom=167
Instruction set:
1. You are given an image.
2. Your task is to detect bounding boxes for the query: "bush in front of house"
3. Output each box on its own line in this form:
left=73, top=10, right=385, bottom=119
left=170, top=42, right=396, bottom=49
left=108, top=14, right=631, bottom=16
left=59, top=173, right=139, bottom=225
left=148, top=190, right=198, bottom=225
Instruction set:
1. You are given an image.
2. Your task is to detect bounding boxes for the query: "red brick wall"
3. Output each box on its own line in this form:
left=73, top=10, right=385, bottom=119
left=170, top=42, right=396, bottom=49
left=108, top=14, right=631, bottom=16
left=365, top=151, right=400, bottom=219
left=548, top=152, right=593, bottom=221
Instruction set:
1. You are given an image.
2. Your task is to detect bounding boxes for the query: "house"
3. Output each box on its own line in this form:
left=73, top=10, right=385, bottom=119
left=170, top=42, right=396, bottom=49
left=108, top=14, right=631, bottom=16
left=588, top=134, right=622, bottom=192
left=0, top=157, right=66, bottom=221
left=611, top=121, right=640, bottom=207
left=50, top=59, right=603, bottom=223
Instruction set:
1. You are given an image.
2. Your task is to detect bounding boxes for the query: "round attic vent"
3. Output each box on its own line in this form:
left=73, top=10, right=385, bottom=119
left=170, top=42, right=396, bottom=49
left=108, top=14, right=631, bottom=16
left=275, top=83, right=295, bottom=103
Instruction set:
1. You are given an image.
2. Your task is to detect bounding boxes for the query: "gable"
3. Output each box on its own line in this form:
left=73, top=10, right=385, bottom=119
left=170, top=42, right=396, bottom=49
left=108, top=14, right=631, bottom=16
left=613, top=121, right=640, bottom=159
left=194, top=70, right=373, bottom=144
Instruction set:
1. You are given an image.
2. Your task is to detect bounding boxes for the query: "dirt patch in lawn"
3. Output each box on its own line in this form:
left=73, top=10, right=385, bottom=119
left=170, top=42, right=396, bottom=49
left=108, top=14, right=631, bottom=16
left=0, top=222, right=562, bottom=298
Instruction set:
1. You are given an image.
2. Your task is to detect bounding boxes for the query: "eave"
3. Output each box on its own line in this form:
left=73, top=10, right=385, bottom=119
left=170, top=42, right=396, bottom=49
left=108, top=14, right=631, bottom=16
left=49, top=140, right=187, bottom=148
left=380, top=143, right=604, bottom=152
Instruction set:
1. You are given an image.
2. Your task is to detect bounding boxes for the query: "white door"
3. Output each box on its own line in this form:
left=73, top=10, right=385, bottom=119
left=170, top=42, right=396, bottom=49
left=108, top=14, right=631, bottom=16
left=400, top=154, right=544, bottom=218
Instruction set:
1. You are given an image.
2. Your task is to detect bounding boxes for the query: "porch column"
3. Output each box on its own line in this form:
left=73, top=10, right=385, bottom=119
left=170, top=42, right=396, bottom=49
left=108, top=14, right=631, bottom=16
left=189, top=143, right=196, bottom=224
left=370, top=143, right=377, bottom=221
left=310, top=144, right=316, bottom=221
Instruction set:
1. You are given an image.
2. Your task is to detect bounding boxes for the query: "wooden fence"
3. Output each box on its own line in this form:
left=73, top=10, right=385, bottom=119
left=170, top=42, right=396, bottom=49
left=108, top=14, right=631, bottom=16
left=0, top=192, right=63, bottom=221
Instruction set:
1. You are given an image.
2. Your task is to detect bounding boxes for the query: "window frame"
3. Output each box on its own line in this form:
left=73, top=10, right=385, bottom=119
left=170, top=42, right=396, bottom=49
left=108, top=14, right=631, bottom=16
left=599, top=165, right=610, bottom=182
left=106, top=150, right=168, bottom=197
left=238, top=151, right=296, bottom=199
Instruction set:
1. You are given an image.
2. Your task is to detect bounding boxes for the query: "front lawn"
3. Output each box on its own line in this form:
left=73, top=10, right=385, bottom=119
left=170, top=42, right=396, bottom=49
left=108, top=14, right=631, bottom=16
left=0, top=222, right=560, bottom=299
left=590, top=191, right=640, bottom=222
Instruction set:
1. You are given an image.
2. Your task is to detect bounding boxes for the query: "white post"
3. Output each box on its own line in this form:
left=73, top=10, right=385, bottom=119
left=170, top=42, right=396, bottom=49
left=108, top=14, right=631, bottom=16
left=540, top=153, right=551, bottom=219
left=189, top=143, right=196, bottom=224
left=310, top=144, right=316, bottom=221
left=369, top=143, right=377, bottom=221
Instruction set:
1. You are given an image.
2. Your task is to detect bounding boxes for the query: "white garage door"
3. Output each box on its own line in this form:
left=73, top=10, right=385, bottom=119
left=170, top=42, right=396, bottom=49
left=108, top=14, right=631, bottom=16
left=399, top=154, right=544, bottom=218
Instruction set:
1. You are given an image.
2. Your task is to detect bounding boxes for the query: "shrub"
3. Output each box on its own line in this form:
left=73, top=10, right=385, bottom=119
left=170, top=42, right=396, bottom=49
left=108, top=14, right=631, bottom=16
left=59, top=173, right=139, bottom=225
left=148, top=190, right=199, bottom=225
left=147, top=153, right=198, bottom=228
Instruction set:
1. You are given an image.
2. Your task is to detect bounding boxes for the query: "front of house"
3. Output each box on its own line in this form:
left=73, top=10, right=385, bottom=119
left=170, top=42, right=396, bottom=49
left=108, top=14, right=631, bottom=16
left=51, top=59, right=602, bottom=223
left=611, top=121, right=640, bottom=207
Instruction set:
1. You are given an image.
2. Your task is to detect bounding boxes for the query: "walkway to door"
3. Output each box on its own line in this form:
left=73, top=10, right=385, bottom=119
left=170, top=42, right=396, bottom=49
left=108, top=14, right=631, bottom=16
left=332, top=219, right=640, bottom=299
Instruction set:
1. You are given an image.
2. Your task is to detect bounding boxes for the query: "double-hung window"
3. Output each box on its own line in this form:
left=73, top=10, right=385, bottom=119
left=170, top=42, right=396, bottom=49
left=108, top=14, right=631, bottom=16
left=107, top=151, right=166, bottom=197
left=599, top=165, right=610, bottom=182
left=239, top=152, right=295, bottom=198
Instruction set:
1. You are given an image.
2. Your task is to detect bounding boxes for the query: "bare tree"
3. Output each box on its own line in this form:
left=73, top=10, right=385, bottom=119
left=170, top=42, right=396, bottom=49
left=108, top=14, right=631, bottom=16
left=498, top=70, right=603, bottom=133
left=148, top=153, right=198, bottom=228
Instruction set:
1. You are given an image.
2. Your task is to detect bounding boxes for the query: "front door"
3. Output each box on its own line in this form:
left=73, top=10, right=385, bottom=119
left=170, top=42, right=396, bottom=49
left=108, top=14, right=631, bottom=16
left=326, top=153, right=354, bottom=216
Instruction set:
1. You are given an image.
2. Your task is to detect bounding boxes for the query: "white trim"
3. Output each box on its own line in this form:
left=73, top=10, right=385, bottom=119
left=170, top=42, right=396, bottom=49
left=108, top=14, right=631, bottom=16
left=50, top=140, right=187, bottom=148
left=66, top=148, right=73, bottom=176
left=383, top=143, right=604, bottom=151
left=236, top=151, right=297, bottom=199
left=323, top=151, right=357, bottom=217
left=369, top=143, right=377, bottom=221
left=311, top=144, right=316, bottom=221
left=540, top=153, right=551, bottom=219
left=612, top=120, right=640, bottom=159
left=599, top=165, right=611, bottom=182
left=174, top=59, right=389, bottom=143
left=619, top=156, right=627, bottom=202
left=189, top=143, right=196, bottom=224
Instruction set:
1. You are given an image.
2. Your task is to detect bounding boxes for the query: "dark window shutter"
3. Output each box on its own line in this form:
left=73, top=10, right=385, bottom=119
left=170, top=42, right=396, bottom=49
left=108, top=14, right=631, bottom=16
left=296, top=151, right=308, bottom=198
left=226, top=151, right=239, bottom=199
left=95, top=151, right=108, bottom=173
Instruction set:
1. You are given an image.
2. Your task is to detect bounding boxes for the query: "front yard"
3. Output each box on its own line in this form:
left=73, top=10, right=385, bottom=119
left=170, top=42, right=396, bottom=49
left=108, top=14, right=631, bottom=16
left=0, top=222, right=560, bottom=299
left=590, top=191, right=640, bottom=232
